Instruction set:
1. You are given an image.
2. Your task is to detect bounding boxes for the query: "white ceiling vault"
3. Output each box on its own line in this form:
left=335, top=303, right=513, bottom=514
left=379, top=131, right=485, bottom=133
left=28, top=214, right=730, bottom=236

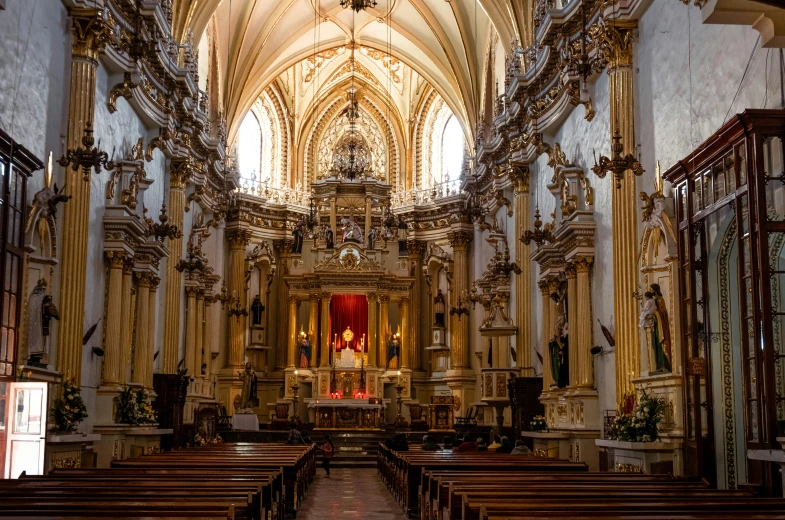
left=173, top=0, right=537, bottom=145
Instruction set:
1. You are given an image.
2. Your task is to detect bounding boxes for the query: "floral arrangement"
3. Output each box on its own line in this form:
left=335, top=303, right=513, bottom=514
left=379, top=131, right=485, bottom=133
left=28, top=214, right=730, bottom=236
left=607, top=390, right=667, bottom=443
left=52, top=379, right=88, bottom=433
left=529, top=415, right=548, bottom=432
left=116, top=387, right=157, bottom=425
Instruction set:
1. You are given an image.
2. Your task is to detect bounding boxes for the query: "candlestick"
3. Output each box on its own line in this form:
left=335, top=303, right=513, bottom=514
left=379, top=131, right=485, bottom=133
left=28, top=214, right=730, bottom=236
left=397, top=370, right=401, bottom=385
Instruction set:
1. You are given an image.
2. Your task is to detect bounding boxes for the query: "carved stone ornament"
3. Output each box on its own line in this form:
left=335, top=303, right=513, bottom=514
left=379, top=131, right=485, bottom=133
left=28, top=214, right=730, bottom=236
left=314, top=245, right=383, bottom=272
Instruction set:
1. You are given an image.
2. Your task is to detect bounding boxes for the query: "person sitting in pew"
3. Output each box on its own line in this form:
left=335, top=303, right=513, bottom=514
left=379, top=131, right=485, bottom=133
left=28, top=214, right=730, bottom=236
left=477, top=438, right=488, bottom=451
left=487, top=434, right=502, bottom=451
left=421, top=435, right=441, bottom=451
left=453, top=435, right=478, bottom=452
left=510, top=439, right=532, bottom=455
left=442, top=436, right=454, bottom=449
left=286, top=427, right=306, bottom=444
left=495, top=436, right=513, bottom=453
left=385, top=433, right=409, bottom=451
left=301, top=430, right=312, bottom=444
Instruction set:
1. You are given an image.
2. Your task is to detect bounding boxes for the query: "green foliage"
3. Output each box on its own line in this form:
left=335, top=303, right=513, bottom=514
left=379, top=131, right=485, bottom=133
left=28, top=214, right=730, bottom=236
left=529, top=414, right=548, bottom=432
left=52, top=379, right=88, bottom=433
left=608, top=390, right=667, bottom=443
left=116, top=387, right=157, bottom=425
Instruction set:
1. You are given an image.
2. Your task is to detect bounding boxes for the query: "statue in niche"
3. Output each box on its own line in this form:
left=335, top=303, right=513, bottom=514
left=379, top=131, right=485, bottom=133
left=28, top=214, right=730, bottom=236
left=548, top=281, right=569, bottom=388
left=26, top=176, right=70, bottom=233
left=292, top=218, right=304, bottom=254
left=434, top=290, right=446, bottom=327
left=367, top=227, right=378, bottom=249
left=121, top=173, right=139, bottom=209
left=26, top=279, right=59, bottom=367
left=387, top=334, right=400, bottom=370
left=341, top=217, right=363, bottom=244
left=250, top=296, right=265, bottom=328
left=237, top=362, right=258, bottom=410
left=299, top=336, right=312, bottom=368
left=129, top=137, right=144, bottom=161
left=639, top=284, right=672, bottom=373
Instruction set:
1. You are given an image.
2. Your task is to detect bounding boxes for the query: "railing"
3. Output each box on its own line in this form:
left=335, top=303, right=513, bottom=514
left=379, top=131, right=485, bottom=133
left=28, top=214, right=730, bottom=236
left=237, top=182, right=310, bottom=209
left=390, top=179, right=463, bottom=208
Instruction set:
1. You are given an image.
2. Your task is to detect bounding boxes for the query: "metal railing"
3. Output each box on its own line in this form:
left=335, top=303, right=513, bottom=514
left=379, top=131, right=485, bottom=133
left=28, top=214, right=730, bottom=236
left=390, top=179, right=463, bottom=208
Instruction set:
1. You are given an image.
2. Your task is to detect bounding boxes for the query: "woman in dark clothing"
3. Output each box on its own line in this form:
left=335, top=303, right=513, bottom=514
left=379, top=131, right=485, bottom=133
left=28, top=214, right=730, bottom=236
left=322, top=434, right=334, bottom=477
left=495, top=436, right=513, bottom=454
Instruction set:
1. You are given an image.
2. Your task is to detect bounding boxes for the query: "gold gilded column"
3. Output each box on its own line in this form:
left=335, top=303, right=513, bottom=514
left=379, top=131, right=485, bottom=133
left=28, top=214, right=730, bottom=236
left=103, top=252, right=126, bottom=385
left=133, top=273, right=151, bottom=388
left=162, top=162, right=189, bottom=373
left=406, top=240, right=426, bottom=370
left=320, top=293, right=331, bottom=367
left=56, top=9, right=112, bottom=384
left=226, top=229, right=251, bottom=368
left=400, top=296, right=410, bottom=369
left=287, top=296, right=299, bottom=368
left=367, top=293, right=378, bottom=367
left=378, top=295, right=390, bottom=369
left=364, top=196, right=372, bottom=243
left=514, top=176, right=533, bottom=375
left=274, top=240, right=293, bottom=370
left=448, top=230, right=472, bottom=369
left=575, top=257, right=594, bottom=387
left=329, top=196, right=337, bottom=238
left=566, top=264, right=578, bottom=387
left=600, top=21, right=640, bottom=403
left=308, top=294, right=319, bottom=367
left=120, top=260, right=134, bottom=385
left=539, top=280, right=553, bottom=388
left=195, top=290, right=205, bottom=377
left=202, top=299, right=213, bottom=382
left=184, top=286, right=198, bottom=376
left=147, top=277, right=159, bottom=389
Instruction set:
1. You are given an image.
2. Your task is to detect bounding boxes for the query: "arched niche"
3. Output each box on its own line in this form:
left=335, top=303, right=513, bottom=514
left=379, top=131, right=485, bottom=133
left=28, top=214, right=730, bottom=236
left=246, top=241, right=277, bottom=371
left=424, top=244, right=453, bottom=374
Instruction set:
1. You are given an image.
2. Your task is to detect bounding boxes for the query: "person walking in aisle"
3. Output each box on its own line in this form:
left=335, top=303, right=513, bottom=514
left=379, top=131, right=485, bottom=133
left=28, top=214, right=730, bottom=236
left=321, top=434, right=334, bottom=477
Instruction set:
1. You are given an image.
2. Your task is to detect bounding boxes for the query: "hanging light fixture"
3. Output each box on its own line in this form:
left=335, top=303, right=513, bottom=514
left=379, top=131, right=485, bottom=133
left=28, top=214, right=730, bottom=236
left=520, top=207, right=555, bottom=247
left=591, top=128, right=645, bottom=189
left=340, top=0, right=376, bottom=13
left=561, top=4, right=601, bottom=103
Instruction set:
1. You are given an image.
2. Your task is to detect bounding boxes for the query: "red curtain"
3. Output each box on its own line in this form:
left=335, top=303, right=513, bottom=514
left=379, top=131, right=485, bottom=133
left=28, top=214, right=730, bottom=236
left=329, top=294, right=368, bottom=353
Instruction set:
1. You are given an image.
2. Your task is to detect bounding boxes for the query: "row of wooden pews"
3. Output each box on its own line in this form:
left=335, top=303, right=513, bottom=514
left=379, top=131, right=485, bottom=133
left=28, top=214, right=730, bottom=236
left=379, top=444, right=785, bottom=520
left=0, top=442, right=316, bottom=519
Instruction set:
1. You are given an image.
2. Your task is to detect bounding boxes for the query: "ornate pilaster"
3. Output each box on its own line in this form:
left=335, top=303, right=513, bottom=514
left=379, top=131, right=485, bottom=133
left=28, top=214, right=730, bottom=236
left=575, top=256, right=594, bottom=387
left=364, top=196, right=372, bottom=243
left=226, top=228, right=251, bottom=368
left=566, top=263, right=578, bottom=387
left=448, top=230, right=473, bottom=369
left=274, top=240, right=293, bottom=370
left=162, top=161, right=190, bottom=373
left=308, top=294, right=319, bottom=367
left=184, top=285, right=199, bottom=376
left=287, top=296, right=299, bottom=368
left=103, top=251, right=127, bottom=386
left=56, top=8, right=113, bottom=384
left=599, top=21, right=640, bottom=403
left=195, top=290, right=205, bottom=377
left=514, top=176, right=533, bottom=375
left=202, top=298, right=213, bottom=381
left=400, top=296, right=410, bottom=369
left=329, top=197, right=337, bottom=237
left=539, top=279, right=553, bottom=388
left=320, top=293, right=331, bottom=367
left=120, top=260, right=134, bottom=385
left=367, top=293, right=378, bottom=367
left=146, top=277, right=159, bottom=389
left=378, top=295, right=390, bottom=369
left=407, top=240, right=426, bottom=369
left=133, top=272, right=152, bottom=388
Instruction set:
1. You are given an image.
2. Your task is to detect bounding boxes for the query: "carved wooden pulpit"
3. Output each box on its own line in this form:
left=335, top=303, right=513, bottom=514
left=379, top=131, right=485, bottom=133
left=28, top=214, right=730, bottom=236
left=429, top=395, right=455, bottom=432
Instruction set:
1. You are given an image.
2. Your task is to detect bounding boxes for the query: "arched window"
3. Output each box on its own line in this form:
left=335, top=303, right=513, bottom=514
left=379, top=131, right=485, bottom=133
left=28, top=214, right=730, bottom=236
left=237, top=112, right=262, bottom=186
left=442, top=115, right=464, bottom=182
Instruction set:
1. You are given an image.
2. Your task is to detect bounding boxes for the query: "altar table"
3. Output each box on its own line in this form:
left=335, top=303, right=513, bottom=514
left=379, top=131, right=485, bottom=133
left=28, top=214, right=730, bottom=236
left=231, top=413, right=260, bottom=431
left=309, top=400, right=384, bottom=430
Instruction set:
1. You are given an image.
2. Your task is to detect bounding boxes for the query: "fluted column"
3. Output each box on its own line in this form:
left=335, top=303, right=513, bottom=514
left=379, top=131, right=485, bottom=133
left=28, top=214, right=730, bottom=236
left=364, top=196, right=372, bottom=243
left=367, top=293, right=378, bottom=367
left=400, top=297, right=410, bottom=369
left=514, top=176, right=533, bottom=375
left=202, top=299, right=213, bottom=381
left=162, top=163, right=189, bottom=373
left=329, top=196, right=337, bottom=237
left=120, top=260, right=134, bottom=385
left=539, top=280, right=553, bottom=388
left=274, top=240, right=293, bottom=370
left=308, top=294, right=319, bottom=367
left=56, top=9, right=112, bottom=384
left=575, top=257, right=594, bottom=387
left=147, top=277, right=159, bottom=389
left=133, top=273, right=152, bottom=388
left=184, top=286, right=198, bottom=376
left=601, top=21, right=640, bottom=403
left=102, top=252, right=126, bottom=385
left=195, top=291, right=205, bottom=376
left=287, top=296, right=299, bottom=368
left=227, top=229, right=251, bottom=368
left=320, top=293, right=331, bottom=367
left=566, top=264, right=578, bottom=387
left=448, top=230, right=472, bottom=369
left=407, top=240, right=426, bottom=370
left=379, top=295, right=390, bottom=369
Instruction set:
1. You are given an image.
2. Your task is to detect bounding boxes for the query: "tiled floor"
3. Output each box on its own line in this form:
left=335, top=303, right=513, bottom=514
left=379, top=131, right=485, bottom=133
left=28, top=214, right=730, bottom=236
left=298, top=468, right=409, bottom=520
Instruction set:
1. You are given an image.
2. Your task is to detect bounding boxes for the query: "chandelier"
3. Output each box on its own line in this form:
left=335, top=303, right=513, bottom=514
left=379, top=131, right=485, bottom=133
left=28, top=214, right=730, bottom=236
left=521, top=207, right=555, bottom=247
left=340, top=0, right=376, bottom=12
left=560, top=4, right=602, bottom=103
left=592, top=129, right=645, bottom=189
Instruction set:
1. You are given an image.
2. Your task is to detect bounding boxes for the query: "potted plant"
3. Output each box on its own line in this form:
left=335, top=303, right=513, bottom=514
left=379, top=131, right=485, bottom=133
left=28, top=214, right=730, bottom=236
left=529, top=414, right=548, bottom=432
left=52, top=379, right=88, bottom=433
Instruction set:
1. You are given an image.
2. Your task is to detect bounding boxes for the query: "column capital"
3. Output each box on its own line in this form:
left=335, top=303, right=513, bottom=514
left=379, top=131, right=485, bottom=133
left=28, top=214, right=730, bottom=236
left=106, top=251, right=128, bottom=269
left=538, top=279, right=550, bottom=294
left=320, top=291, right=331, bottom=301
left=149, top=276, right=160, bottom=290
left=288, top=295, right=300, bottom=304
left=400, top=296, right=410, bottom=305
left=185, top=285, right=200, bottom=297
left=367, top=292, right=379, bottom=303
left=169, top=159, right=192, bottom=190
left=406, top=240, right=427, bottom=258
left=309, top=293, right=320, bottom=303
left=135, top=271, right=154, bottom=287
left=226, top=228, right=252, bottom=249
left=596, top=20, right=637, bottom=71
left=447, top=230, right=473, bottom=250
left=565, top=262, right=577, bottom=279
left=379, top=294, right=390, bottom=304
left=122, top=258, right=135, bottom=275
left=69, top=8, right=113, bottom=62
left=574, top=256, right=593, bottom=273
left=273, top=239, right=294, bottom=256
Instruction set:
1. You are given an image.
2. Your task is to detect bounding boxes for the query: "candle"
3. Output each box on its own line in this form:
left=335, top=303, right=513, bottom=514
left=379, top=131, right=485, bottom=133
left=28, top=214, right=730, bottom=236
left=397, top=370, right=401, bottom=385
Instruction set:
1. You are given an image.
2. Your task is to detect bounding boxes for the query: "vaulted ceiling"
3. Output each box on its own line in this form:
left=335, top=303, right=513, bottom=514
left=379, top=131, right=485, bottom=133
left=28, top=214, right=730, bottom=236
left=172, top=0, right=537, bottom=144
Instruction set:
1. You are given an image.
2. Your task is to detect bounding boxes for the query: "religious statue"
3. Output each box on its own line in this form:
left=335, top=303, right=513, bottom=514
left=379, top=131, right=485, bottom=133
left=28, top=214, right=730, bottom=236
left=25, top=280, right=49, bottom=366
left=299, top=336, right=312, bottom=368
left=129, top=137, right=144, bottom=161
left=434, top=290, right=446, bottom=327
left=237, top=362, right=258, bottom=410
left=387, top=335, right=400, bottom=369
left=26, top=179, right=70, bottom=234
left=640, top=284, right=672, bottom=373
left=340, top=217, right=363, bottom=244
left=250, top=296, right=265, bottom=328
left=548, top=281, right=569, bottom=388
left=292, top=218, right=304, bottom=254
left=367, top=227, right=378, bottom=249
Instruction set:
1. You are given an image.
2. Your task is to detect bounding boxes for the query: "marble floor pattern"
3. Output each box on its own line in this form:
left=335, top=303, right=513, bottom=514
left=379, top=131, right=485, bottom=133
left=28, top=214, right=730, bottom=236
left=298, top=468, right=409, bottom=520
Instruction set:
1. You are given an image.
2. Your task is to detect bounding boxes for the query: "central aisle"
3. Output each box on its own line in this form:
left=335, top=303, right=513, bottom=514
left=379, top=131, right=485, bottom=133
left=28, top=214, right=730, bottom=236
left=298, top=468, right=408, bottom=520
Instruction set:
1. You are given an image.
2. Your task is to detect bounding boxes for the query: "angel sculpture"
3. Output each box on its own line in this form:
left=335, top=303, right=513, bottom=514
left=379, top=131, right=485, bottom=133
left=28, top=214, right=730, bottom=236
left=26, top=181, right=71, bottom=236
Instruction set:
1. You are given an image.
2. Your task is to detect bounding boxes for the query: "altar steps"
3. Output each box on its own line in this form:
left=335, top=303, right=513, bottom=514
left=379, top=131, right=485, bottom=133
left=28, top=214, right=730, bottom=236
left=311, top=431, right=389, bottom=468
